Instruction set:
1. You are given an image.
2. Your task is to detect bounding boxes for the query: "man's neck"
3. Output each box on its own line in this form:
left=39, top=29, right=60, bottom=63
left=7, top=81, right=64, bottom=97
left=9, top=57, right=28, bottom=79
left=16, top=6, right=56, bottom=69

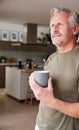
left=57, top=42, right=78, bottom=53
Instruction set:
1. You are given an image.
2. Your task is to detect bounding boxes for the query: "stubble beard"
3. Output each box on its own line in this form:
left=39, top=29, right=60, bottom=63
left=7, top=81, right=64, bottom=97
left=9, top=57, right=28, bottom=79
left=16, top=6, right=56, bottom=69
left=52, top=40, right=63, bottom=46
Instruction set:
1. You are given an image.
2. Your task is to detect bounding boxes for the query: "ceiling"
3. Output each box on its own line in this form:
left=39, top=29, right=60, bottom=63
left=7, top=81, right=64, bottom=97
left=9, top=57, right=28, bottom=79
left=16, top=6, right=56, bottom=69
left=0, top=0, right=79, bottom=26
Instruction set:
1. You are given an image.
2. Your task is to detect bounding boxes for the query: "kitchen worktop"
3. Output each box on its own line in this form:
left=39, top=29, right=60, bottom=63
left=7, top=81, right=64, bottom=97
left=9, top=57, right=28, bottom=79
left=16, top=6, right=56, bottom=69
left=0, top=62, right=25, bottom=66
left=0, top=63, right=18, bottom=66
left=21, top=68, right=42, bottom=73
left=6, top=66, right=43, bottom=72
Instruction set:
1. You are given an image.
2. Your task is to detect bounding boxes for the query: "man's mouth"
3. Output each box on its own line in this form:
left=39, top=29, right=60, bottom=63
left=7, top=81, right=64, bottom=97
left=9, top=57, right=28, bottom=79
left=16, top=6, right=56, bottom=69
left=52, top=34, right=61, bottom=38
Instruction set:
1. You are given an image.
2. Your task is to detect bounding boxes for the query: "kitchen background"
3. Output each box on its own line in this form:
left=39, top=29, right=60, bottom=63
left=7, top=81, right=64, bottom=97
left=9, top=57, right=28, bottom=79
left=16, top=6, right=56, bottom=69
left=0, top=22, right=52, bottom=67
left=0, top=1, right=79, bottom=130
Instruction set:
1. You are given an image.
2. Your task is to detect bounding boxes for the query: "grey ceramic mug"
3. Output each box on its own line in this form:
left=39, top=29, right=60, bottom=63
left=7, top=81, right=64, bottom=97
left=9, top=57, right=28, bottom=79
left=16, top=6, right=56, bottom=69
left=34, top=70, right=49, bottom=88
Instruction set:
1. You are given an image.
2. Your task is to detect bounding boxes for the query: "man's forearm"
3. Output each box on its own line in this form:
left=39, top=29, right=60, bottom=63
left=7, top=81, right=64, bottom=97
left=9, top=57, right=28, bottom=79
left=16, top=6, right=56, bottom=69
left=48, top=97, right=79, bottom=118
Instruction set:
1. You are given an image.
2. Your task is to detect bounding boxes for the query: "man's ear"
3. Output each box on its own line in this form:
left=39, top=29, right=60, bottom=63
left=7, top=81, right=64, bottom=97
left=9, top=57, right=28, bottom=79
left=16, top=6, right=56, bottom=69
left=73, top=25, right=79, bottom=35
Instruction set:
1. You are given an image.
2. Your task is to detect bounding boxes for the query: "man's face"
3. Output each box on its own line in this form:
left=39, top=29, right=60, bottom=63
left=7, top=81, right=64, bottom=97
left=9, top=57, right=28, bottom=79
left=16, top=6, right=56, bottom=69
left=50, top=12, right=75, bottom=46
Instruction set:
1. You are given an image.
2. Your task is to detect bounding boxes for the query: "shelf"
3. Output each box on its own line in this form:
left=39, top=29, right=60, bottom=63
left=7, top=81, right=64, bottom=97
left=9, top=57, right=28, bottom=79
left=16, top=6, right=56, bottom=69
left=0, top=41, right=56, bottom=53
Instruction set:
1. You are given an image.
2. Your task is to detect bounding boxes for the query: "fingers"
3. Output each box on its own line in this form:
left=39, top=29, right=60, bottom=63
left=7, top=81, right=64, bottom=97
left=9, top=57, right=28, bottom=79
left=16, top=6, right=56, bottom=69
left=29, top=73, right=54, bottom=102
left=48, top=77, right=53, bottom=91
left=29, top=72, right=35, bottom=89
left=29, top=72, right=42, bottom=100
left=29, top=72, right=40, bottom=90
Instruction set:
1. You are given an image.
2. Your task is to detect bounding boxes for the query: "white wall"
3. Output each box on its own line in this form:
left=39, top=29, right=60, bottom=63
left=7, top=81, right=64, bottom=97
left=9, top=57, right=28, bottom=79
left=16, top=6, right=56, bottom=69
left=0, top=22, right=49, bottom=38
left=0, top=22, right=23, bottom=31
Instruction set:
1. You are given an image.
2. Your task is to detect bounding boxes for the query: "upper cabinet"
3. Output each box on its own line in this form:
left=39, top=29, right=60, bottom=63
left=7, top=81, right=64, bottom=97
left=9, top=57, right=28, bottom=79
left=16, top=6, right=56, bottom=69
left=23, top=23, right=51, bottom=44
left=23, top=23, right=37, bottom=44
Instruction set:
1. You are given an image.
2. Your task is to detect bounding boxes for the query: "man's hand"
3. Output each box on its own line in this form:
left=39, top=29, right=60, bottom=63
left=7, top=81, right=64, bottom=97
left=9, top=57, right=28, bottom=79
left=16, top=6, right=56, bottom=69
left=29, top=72, right=55, bottom=105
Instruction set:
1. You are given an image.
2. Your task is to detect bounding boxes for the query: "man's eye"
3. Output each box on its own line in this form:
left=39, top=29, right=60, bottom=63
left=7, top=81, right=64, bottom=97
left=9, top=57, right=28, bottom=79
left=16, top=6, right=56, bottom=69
left=58, top=23, right=63, bottom=26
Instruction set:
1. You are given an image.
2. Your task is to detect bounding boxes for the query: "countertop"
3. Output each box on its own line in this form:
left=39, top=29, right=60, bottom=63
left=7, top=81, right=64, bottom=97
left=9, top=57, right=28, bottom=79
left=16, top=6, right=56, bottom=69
left=0, top=63, right=18, bottom=66
left=6, top=66, right=43, bottom=73
left=21, top=68, right=42, bottom=73
left=0, top=62, right=26, bottom=66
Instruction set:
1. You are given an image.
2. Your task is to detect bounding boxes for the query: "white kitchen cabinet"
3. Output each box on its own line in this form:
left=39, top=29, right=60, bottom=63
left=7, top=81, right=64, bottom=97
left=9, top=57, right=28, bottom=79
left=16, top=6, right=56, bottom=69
left=5, top=67, right=32, bottom=100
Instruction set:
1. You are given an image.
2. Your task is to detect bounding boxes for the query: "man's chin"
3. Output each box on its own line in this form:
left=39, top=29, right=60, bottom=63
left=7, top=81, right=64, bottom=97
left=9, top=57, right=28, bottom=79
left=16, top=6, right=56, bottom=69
left=52, top=41, right=61, bottom=46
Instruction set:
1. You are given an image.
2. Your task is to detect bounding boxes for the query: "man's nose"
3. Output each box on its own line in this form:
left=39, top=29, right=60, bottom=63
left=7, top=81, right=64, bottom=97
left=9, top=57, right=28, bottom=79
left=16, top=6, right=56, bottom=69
left=53, top=25, right=59, bottom=32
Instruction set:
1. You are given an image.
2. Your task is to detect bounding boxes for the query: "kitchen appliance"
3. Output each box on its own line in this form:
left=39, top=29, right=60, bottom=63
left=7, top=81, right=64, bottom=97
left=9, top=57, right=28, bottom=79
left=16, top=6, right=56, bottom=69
left=26, top=59, right=33, bottom=69
left=18, top=61, right=23, bottom=69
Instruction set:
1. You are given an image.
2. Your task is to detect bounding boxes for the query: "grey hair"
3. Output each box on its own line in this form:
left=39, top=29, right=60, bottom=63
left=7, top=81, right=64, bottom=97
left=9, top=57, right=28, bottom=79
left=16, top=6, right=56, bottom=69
left=50, top=7, right=79, bottom=42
